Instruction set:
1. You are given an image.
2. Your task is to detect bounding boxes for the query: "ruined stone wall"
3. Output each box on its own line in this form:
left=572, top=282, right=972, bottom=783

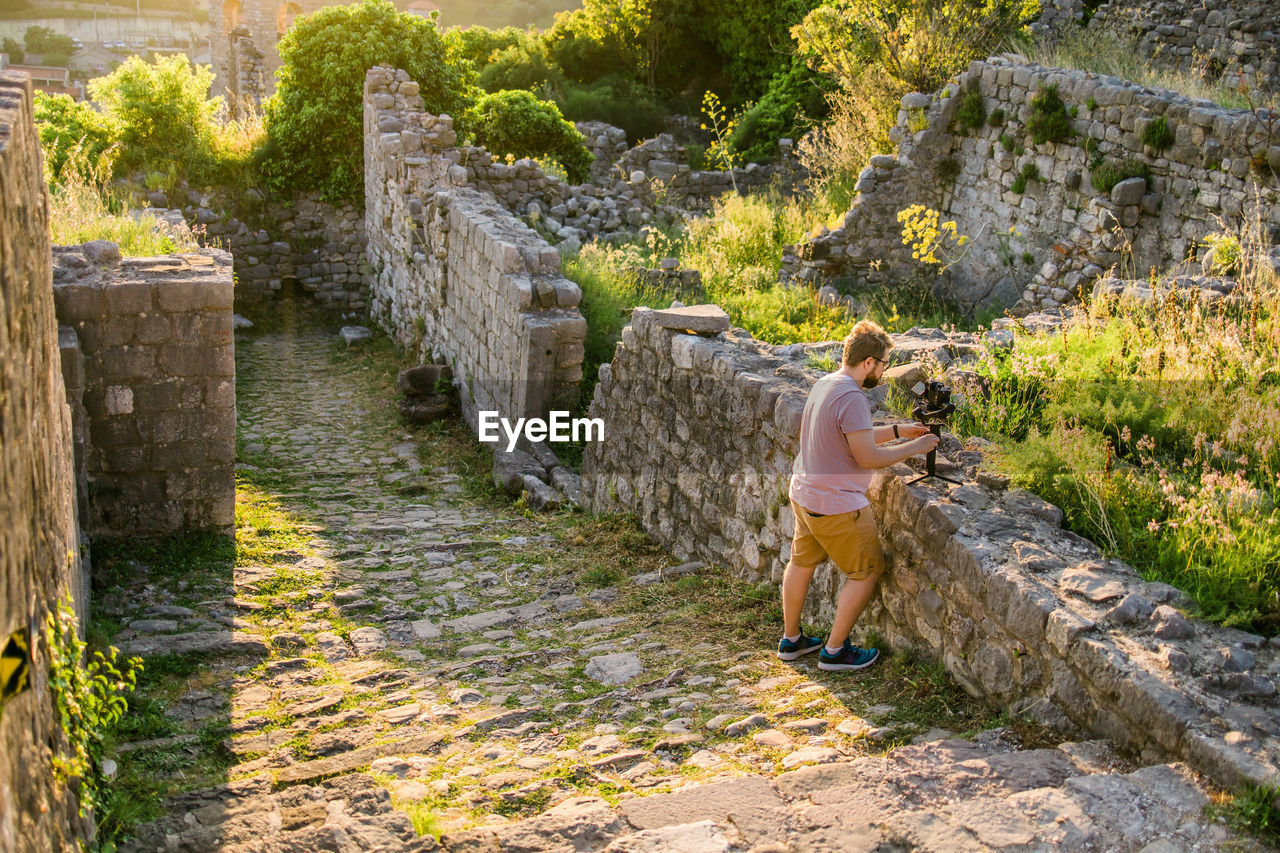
left=1036, top=0, right=1280, bottom=93
left=0, top=70, right=91, bottom=853
left=364, top=66, right=586, bottom=427
left=225, top=26, right=266, bottom=119
left=581, top=301, right=1280, bottom=795
left=52, top=247, right=237, bottom=541
left=210, top=0, right=330, bottom=103
left=782, top=57, right=1280, bottom=315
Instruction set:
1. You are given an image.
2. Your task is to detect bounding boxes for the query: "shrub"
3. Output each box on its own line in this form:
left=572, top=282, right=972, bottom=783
left=1086, top=95, right=1098, bottom=111
left=88, top=54, right=220, bottom=180
left=1010, top=160, right=1040, bottom=193
left=1202, top=231, right=1242, bottom=276
left=955, top=85, right=986, bottom=129
left=1090, top=157, right=1150, bottom=193
left=937, top=156, right=961, bottom=182
left=33, top=91, right=118, bottom=183
left=3, top=36, right=24, bottom=64
left=556, top=75, right=665, bottom=144
left=24, top=24, right=74, bottom=56
left=1026, top=83, right=1072, bottom=145
left=987, top=107, right=1005, bottom=127
left=731, top=58, right=832, bottom=164
left=1021, top=250, right=1034, bottom=264
left=1000, top=132, right=1015, bottom=151
left=1142, top=115, right=1174, bottom=151
left=478, top=38, right=565, bottom=93
left=473, top=89, right=592, bottom=184
left=261, top=0, right=475, bottom=202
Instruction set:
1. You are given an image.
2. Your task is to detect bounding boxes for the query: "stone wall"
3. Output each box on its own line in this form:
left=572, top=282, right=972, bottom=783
left=225, top=25, right=266, bottom=119
left=0, top=70, right=91, bottom=853
left=782, top=57, right=1280, bottom=315
left=581, top=301, right=1280, bottom=795
left=1036, top=0, right=1280, bottom=93
left=364, top=66, right=586, bottom=427
left=52, top=246, right=237, bottom=541
left=210, top=0, right=330, bottom=103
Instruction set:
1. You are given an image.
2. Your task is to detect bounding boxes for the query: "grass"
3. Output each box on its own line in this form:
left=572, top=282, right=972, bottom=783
left=948, top=208, right=1280, bottom=635
left=1015, top=28, right=1280, bottom=112
left=48, top=167, right=201, bottom=255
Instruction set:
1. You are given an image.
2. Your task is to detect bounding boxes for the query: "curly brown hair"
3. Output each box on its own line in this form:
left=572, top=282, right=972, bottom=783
left=841, top=319, right=892, bottom=367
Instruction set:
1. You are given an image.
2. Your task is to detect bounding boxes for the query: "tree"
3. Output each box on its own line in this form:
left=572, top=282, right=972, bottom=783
left=88, top=54, right=221, bottom=176
left=2, top=36, right=24, bottom=64
left=472, top=89, right=592, bottom=184
left=24, top=25, right=74, bottom=56
left=260, top=0, right=475, bottom=201
left=793, top=0, right=1038, bottom=95
left=33, top=91, right=119, bottom=183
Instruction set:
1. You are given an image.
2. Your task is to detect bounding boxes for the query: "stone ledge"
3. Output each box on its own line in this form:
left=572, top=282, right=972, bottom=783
left=582, top=304, right=1280, bottom=795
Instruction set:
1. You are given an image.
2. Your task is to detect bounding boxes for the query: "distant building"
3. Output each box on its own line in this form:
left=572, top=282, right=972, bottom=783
left=4, top=63, right=83, bottom=99
left=406, top=0, right=441, bottom=20
left=68, top=46, right=121, bottom=77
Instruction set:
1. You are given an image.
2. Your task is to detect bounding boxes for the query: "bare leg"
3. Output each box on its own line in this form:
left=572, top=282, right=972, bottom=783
left=781, top=561, right=816, bottom=637
left=826, top=570, right=883, bottom=649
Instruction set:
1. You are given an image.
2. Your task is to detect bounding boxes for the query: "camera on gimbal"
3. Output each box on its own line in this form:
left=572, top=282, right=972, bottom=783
left=907, top=380, right=959, bottom=485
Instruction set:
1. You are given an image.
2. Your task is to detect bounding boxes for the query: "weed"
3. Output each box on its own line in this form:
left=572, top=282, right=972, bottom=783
left=987, top=108, right=1005, bottom=127
left=955, top=85, right=986, bottom=130
left=1000, top=133, right=1015, bottom=152
left=937, top=156, right=961, bottom=183
left=1026, top=84, right=1072, bottom=145
left=1142, top=115, right=1174, bottom=151
left=1090, top=157, right=1150, bottom=194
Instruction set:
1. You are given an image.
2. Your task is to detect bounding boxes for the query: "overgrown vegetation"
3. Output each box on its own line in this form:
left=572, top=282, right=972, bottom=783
left=948, top=208, right=1280, bottom=635
left=1026, top=83, right=1072, bottom=145
left=1090, top=157, right=1150, bottom=194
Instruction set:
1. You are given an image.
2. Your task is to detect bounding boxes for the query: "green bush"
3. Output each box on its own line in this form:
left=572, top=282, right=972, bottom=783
left=24, top=24, right=74, bottom=56
left=955, top=85, right=986, bottom=129
left=1142, top=115, right=1174, bottom=151
left=1026, top=83, right=1072, bottom=145
left=1090, top=157, right=1150, bottom=193
left=1011, top=162, right=1038, bottom=194
left=33, top=91, right=118, bottom=183
left=2, top=36, right=24, bottom=64
left=556, top=75, right=665, bottom=144
left=938, top=156, right=961, bottom=182
left=987, top=107, right=1005, bottom=127
left=473, top=89, right=592, bottom=183
left=261, top=0, right=475, bottom=202
left=87, top=54, right=221, bottom=181
left=1000, top=132, right=1015, bottom=151
left=477, top=37, right=565, bottom=93
left=731, top=58, right=832, bottom=163
left=444, top=24, right=529, bottom=67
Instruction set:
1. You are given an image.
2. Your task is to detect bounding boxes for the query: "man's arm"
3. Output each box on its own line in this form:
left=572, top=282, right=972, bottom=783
left=845, top=428, right=938, bottom=469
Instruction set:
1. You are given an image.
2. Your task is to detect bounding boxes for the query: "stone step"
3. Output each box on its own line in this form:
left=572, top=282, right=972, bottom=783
left=437, top=737, right=1230, bottom=853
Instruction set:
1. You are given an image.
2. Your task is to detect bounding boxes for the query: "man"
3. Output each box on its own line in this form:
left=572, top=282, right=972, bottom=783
left=779, top=319, right=939, bottom=671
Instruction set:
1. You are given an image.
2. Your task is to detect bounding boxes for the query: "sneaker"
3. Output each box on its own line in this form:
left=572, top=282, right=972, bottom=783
left=817, top=641, right=880, bottom=671
left=777, top=633, right=824, bottom=661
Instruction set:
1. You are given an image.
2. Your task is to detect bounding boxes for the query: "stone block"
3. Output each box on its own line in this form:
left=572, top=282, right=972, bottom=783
left=648, top=304, right=729, bottom=334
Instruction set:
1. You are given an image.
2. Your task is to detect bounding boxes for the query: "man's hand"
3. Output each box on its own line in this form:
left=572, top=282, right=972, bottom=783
left=912, top=432, right=941, bottom=453
left=896, top=423, right=931, bottom=439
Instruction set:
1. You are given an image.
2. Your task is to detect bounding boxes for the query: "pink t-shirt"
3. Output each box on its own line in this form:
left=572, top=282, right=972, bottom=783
left=788, top=372, right=874, bottom=515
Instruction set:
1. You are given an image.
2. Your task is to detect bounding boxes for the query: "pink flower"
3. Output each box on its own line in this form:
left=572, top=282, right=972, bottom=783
left=1147, top=519, right=1160, bottom=532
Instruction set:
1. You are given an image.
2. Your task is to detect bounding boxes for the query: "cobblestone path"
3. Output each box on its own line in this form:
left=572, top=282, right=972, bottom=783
left=98, top=311, right=1261, bottom=852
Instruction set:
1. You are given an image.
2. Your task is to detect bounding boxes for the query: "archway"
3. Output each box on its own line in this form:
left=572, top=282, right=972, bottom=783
left=222, top=0, right=240, bottom=33
left=276, top=2, right=303, bottom=38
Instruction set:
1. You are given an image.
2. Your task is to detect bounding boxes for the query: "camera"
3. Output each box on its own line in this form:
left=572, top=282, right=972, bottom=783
left=910, top=380, right=955, bottom=422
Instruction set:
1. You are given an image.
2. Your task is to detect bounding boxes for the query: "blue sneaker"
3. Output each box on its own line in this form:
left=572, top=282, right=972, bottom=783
left=818, top=641, right=880, bottom=671
left=778, top=633, right=824, bottom=661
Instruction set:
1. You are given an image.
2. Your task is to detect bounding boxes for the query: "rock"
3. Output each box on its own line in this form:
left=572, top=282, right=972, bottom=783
left=602, top=820, right=732, bottom=853
left=232, top=314, right=253, bottom=329
left=902, top=92, right=933, bottom=109
left=1200, top=672, right=1275, bottom=698
left=378, top=703, right=421, bottom=724
left=1111, top=177, right=1147, bottom=206
left=883, top=362, right=925, bottom=391
left=314, top=632, right=351, bottom=663
left=349, top=626, right=388, bottom=654
left=1159, top=645, right=1191, bottom=673
left=397, top=364, right=453, bottom=395
left=1217, top=645, right=1255, bottom=672
left=780, top=746, right=840, bottom=769
left=458, top=642, right=502, bottom=658
left=1151, top=605, right=1194, bottom=640
left=370, top=757, right=411, bottom=778
left=410, top=618, right=440, bottom=640
left=752, top=729, right=794, bottom=748
left=492, top=448, right=545, bottom=494
left=1060, top=563, right=1128, bottom=602
left=128, top=619, right=178, bottom=633
left=724, top=714, right=767, bottom=737
left=522, top=475, right=564, bottom=511
left=444, top=609, right=516, bottom=633
left=1103, top=592, right=1154, bottom=625
left=81, top=239, right=121, bottom=266
left=271, top=631, right=306, bottom=650
left=647, top=304, right=730, bottom=334
left=340, top=326, right=372, bottom=345
left=585, top=653, right=644, bottom=685
left=117, top=631, right=268, bottom=657
left=397, top=395, right=452, bottom=424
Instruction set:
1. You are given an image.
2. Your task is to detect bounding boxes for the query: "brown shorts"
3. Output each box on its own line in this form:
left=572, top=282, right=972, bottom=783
left=790, top=499, right=887, bottom=580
